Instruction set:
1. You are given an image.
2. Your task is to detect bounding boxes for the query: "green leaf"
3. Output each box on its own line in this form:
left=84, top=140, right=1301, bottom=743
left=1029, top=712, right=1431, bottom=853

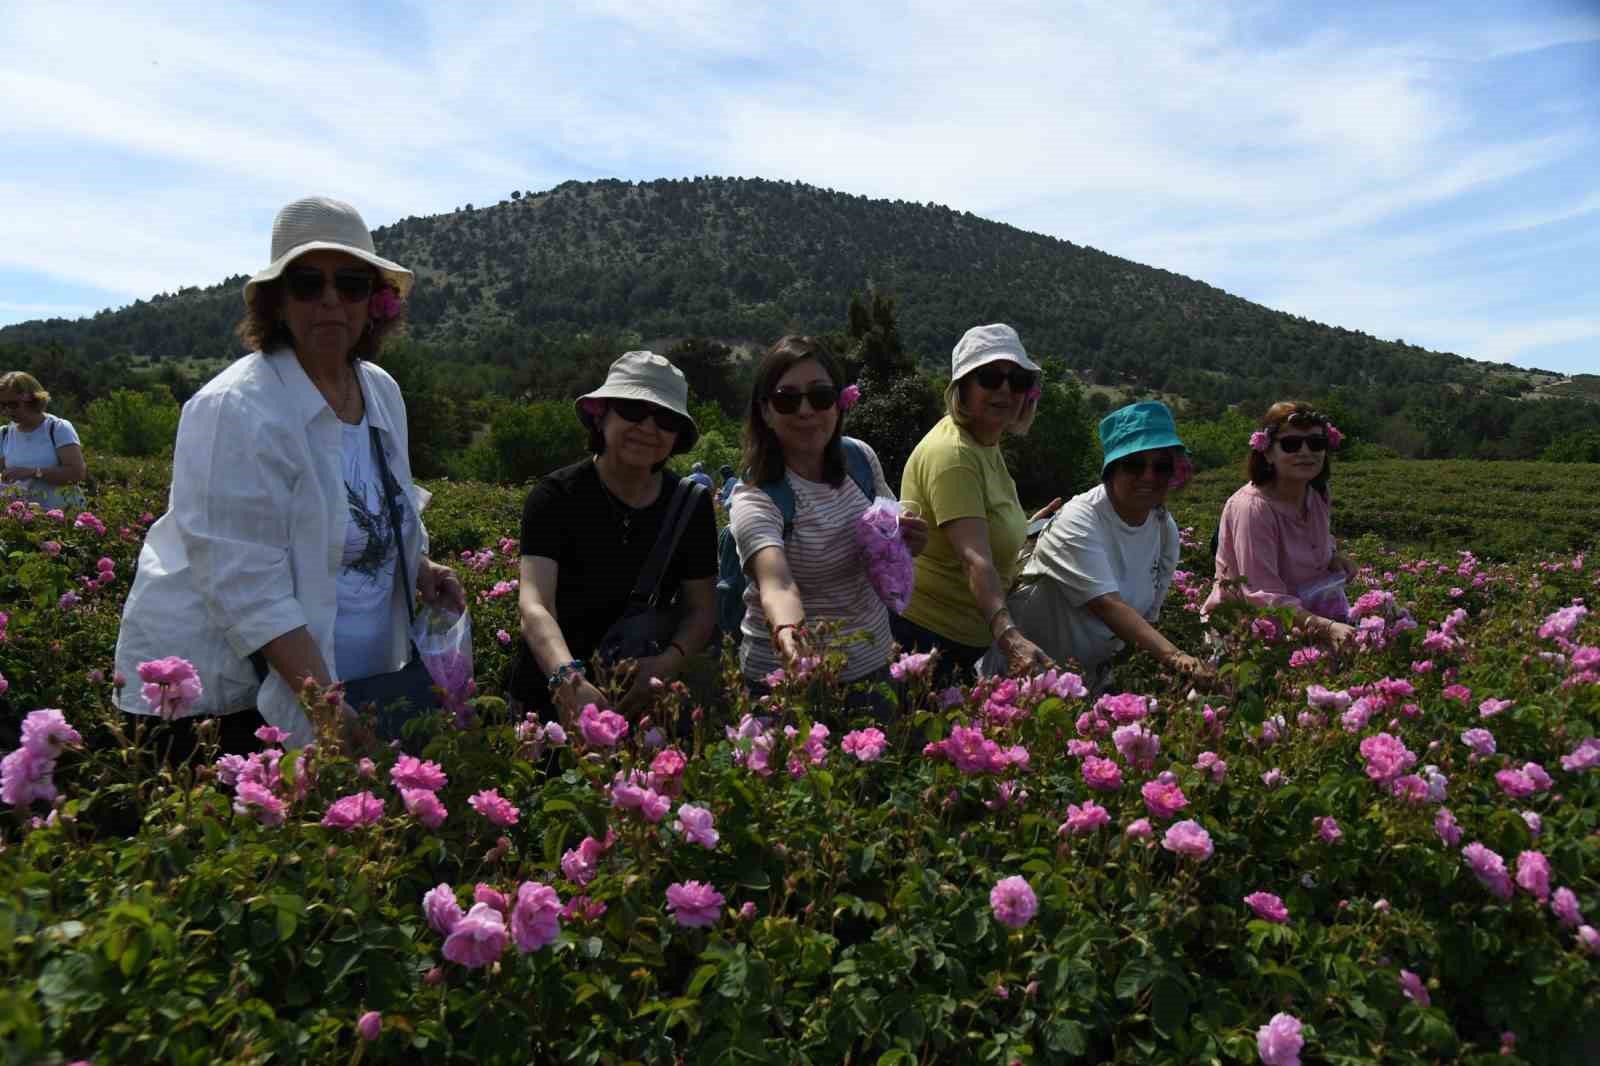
left=1115, top=958, right=1153, bottom=1001
left=1047, top=1019, right=1087, bottom=1055
left=1150, top=975, right=1190, bottom=1036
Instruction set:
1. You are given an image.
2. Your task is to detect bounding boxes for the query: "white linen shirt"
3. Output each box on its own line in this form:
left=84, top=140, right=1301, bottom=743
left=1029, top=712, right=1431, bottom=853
left=113, top=348, right=430, bottom=747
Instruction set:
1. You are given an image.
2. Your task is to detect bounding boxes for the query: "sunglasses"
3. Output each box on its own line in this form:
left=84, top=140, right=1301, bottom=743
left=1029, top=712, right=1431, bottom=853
left=1120, top=455, right=1176, bottom=478
left=972, top=365, right=1038, bottom=392
left=768, top=384, right=838, bottom=415
left=284, top=266, right=377, bottom=303
left=608, top=398, right=689, bottom=436
left=1276, top=435, right=1328, bottom=453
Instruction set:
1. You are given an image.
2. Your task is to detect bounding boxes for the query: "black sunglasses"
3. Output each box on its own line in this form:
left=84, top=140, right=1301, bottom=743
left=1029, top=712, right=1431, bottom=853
left=972, top=365, right=1037, bottom=392
left=1120, top=455, right=1176, bottom=478
left=1276, top=435, right=1328, bottom=453
left=608, top=398, right=689, bottom=436
left=285, top=266, right=377, bottom=304
left=768, top=384, right=838, bottom=415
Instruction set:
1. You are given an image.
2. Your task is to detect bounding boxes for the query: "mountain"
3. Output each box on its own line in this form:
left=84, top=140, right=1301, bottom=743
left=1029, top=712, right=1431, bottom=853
left=0, top=176, right=1550, bottom=408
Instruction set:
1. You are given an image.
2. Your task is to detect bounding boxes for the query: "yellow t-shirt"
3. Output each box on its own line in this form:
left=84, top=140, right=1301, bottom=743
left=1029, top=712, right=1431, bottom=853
left=899, top=415, right=1027, bottom=647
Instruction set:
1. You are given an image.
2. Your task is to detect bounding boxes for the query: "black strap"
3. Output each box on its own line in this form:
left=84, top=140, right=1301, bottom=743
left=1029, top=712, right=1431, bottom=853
left=630, top=477, right=702, bottom=607
left=370, top=424, right=415, bottom=624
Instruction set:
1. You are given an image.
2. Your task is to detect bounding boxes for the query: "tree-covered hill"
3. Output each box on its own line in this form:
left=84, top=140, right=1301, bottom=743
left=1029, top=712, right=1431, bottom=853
left=0, top=177, right=1552, bottom=409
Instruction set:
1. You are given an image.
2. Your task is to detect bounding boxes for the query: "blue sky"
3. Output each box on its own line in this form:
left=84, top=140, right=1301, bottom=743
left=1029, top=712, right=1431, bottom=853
left=2, top=0, right=1597, bottom=374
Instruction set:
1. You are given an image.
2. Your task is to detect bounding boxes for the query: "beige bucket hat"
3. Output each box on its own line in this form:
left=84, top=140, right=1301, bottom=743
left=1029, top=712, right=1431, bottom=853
left=576, top=350, right=700, bottom=453
left=243, top=196, right=413, bottom=305
left=951, top=323, right=1042, bottom=380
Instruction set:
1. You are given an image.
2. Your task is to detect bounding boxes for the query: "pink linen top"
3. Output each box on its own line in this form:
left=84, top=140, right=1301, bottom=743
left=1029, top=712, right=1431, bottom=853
left=1202, top=482, right=1336, bottom=616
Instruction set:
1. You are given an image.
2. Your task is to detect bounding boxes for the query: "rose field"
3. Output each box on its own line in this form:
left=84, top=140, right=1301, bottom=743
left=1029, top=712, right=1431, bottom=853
left=1, top=455, right=1599, bottom=1065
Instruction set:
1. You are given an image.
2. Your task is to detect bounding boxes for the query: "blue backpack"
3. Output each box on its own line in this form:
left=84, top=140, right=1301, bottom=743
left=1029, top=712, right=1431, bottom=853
left=715, top=439, right=877, bottom=639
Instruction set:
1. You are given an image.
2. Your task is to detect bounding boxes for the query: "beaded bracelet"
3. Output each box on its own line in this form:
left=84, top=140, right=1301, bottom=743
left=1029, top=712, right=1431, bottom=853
left=770, top=620, right=807, bottom=641
left=546, top=660, right=585, bottom=692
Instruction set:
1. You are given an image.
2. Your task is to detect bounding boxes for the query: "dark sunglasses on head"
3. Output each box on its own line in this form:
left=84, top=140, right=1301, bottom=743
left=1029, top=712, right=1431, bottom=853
left=1120, top=455, right=1176, bottom=478
left=768, top=384, right=838, bottom=415
left=284, top=266, right=377, bottom=303
left=1276, top=435, right=1328, bottom=453
left=972, top=364, right=1038, bottom=392
left=608, top=398, right=689, bottom=436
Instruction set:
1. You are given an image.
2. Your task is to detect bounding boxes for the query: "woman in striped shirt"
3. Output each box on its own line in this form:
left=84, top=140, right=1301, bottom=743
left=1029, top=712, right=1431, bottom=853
left=729, top=336, right=928, bottom=711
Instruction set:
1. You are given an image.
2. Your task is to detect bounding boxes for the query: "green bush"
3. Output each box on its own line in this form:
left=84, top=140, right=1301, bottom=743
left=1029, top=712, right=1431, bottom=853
left=80, top=388, right=180, bottom=458
left=484, top=401, right=589, bottom=484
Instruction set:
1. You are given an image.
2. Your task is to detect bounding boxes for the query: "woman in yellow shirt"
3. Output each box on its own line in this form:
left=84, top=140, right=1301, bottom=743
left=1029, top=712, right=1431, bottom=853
left=894, top=324, right=1061, bottom=685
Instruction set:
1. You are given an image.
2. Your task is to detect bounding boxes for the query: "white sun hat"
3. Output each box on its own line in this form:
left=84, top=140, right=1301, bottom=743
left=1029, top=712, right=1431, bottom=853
left=575, top=350, right=700, bottom=453
left=950, top=323, right=1042, bottom=380
left=243, top=196, right=413, bottom=305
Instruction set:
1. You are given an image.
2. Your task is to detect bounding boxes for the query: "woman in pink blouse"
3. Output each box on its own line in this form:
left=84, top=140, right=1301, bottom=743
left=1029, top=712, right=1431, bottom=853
left=1202, top=401, right=1358, bottom=646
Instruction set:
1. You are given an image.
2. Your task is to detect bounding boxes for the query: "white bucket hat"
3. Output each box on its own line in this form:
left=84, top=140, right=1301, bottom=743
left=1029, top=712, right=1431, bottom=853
left=243, top=196, right=413, bottom=305
left=951, top=323, right=1041, bottom=380
left=576, top=351, right=700, bottom=453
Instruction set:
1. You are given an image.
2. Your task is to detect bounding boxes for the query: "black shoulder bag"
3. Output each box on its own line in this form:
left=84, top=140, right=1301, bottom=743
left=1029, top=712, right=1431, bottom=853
left=596, top=476, right=705, bottom=665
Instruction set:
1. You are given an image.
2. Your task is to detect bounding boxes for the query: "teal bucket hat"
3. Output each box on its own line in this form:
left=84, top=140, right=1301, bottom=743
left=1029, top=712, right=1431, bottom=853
left=1098, top=401, right=1185, bottom=475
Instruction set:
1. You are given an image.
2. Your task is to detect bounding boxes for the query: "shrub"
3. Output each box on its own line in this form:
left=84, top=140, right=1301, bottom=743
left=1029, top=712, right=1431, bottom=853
left=81, top=388, right=180, bottom=458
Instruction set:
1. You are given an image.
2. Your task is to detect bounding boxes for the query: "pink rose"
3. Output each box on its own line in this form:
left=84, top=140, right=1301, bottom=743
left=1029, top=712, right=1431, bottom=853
left=468, top=789, right=520, bottom=826
left=357, top=1010, right=382, bottom=1041
left=579, top=703, right=629, bottom=748
left=1081, top=755, right=1124, bottom=792
left=1257, top=1012, right=1304, bottom=1066
left=422, top=884, right=464, bottom=935
left=666, top=880, right=725, bottom=928
left=1398, top=970, right=1429, bottom=1006
left=1243, top=891, right=1289, bottom=923
left=989, top=875, right=1038, bottom=929
left=1462, top=842, right=1513, bottom=900
left=837, top=383, right=861, bottom=411
left=442, top=902, right=507, bottom=968
left=1161, top=819, right=1213, bottom=861
left=841, top=728, right=888, bottom=762
left=1060, top=801, right=1110, bottom=836
left=1140, top=779, right=1189, bottom=819
left=402, top=788, right=448, bottom=829
left=391, top=755, right=449, bottom=792
left=136, top=655, right=203, bottom=719
left=1515, top=851, right=1551, bottom=902
left=510, top=881, right=563, bottom=952
left=320, top=790, right=385, bottom=830
left=673, top=803, right=719, bottom=849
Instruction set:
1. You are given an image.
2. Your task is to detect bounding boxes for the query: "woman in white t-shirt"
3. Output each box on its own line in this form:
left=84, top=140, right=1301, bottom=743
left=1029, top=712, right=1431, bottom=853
left=0, top=371, right=87, bottom=510
left=988, top=402, right=1211, bottom=690
left=729, top=336, right=927, bottom=713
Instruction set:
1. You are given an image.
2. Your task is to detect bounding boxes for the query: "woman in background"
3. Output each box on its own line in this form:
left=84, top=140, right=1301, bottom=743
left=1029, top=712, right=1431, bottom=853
left=0, top=371, right=87, bottom=510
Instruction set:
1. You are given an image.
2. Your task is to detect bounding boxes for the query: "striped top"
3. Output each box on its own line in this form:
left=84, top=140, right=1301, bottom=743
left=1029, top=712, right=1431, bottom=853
left=730, top=438, right=896, bottom=683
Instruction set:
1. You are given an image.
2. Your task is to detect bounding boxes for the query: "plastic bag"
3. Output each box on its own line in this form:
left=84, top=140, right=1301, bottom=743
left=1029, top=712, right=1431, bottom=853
left=856, top=496, right=916, bottom=614
left=1297, top=572, right=1351, bottom=624
left=411, top=606, right=475, bottom=720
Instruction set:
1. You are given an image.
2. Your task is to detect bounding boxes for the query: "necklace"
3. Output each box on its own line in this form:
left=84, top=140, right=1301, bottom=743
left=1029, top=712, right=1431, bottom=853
left=593, top=459, right=637, bottom=544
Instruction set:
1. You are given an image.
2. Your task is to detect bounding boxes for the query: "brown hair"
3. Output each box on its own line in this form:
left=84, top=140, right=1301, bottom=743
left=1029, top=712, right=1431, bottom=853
left=1248, top=400, right=1332, bottom=496
left=742, top=336, right=848, bottom=486
left=235, top=270, right=407, bottom=364
left=0, top=371, right=49, bottom=408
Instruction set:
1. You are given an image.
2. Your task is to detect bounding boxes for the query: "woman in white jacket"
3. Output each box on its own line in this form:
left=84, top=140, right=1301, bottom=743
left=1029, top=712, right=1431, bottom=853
left=115, top=197, right=463, bottom=757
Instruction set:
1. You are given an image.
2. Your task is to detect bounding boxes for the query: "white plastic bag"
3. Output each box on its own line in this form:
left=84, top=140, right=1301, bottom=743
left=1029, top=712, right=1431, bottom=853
left=411, top=606, right=475, bottom=715
left=855, top=496, right=916, bottom=614
left=1296, top=573, right=1351, bottom=624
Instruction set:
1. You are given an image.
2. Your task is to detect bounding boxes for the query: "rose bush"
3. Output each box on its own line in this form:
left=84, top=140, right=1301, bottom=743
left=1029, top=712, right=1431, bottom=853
left=0, top=457, right=1597, bottom=1064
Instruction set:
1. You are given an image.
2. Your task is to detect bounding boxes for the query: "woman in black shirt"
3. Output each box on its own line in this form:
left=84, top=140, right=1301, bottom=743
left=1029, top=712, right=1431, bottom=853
left=508, top=351, right=717, bottom=722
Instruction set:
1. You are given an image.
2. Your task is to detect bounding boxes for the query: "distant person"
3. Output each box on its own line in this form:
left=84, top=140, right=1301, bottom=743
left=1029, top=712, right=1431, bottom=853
left=894, top=324, right=1061, bottom=686
left=726, top=336, right=927, bottom=714
left=115, top=196, right=465, bottom=758
left=689, top=461, right=714, bottom=490
left=1202, top=401, right=1357, bottom=645
left=508, top=352, right=717, bottom=724
left=717, top=463, right=738, bottom=506
left=0, top=371, right=87, bottom=510
left=986, top=402, right=1211, bottom=690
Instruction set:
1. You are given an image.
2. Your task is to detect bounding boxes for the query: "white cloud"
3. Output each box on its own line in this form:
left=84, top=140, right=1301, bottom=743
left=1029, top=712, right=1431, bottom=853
left=0, top=0, right=1594, bottom=373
